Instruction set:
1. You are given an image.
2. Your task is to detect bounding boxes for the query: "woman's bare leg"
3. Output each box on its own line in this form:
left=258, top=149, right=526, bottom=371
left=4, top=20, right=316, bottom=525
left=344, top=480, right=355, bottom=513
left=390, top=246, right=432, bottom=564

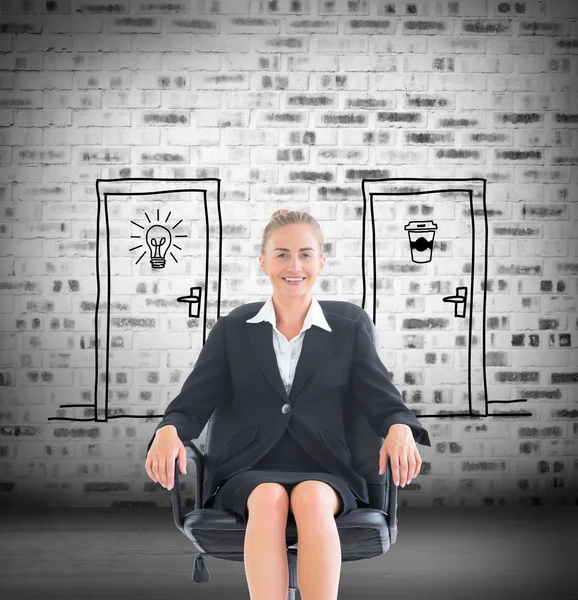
left=290, top=480, right=342, bottom=600
left=244, top=482, right=290, bottom=600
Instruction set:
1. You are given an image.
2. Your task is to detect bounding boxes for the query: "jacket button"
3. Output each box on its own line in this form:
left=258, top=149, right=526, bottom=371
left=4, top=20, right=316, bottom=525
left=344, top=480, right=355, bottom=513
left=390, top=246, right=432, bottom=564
left=281, top=403, right=291, bottom=414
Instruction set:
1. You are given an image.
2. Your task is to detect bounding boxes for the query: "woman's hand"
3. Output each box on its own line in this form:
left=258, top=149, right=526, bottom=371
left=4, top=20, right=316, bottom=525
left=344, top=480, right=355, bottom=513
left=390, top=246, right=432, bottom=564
left=378, top=423, right=422, bottom=487
left=145, top=425, right=187, bottom=491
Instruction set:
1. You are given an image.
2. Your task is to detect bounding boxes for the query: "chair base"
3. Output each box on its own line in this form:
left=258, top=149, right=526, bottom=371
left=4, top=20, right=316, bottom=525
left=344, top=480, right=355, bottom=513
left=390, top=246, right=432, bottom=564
left=287, top=547, right=298, bottom=590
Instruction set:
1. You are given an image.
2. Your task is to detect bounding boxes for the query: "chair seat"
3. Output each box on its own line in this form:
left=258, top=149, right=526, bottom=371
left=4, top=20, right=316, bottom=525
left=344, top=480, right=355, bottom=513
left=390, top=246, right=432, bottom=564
left=182, top=507, right=392, bottom=562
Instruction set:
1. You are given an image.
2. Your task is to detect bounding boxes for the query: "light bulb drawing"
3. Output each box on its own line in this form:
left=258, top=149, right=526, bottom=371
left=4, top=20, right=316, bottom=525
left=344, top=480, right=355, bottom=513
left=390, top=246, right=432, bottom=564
left=145, top=224, right=171, bottom=268
left=129, top=208, right=187, bottom=269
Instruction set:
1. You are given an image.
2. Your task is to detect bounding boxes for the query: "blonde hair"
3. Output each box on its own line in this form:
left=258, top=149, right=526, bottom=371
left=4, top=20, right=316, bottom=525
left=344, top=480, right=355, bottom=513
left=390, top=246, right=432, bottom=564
left=261, top=209, right=324, bottom=257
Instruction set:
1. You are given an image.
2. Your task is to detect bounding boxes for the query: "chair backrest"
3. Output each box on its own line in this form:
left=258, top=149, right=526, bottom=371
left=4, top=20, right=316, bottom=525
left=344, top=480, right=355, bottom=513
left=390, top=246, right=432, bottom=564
left=204, top=300, right=390, bottom=514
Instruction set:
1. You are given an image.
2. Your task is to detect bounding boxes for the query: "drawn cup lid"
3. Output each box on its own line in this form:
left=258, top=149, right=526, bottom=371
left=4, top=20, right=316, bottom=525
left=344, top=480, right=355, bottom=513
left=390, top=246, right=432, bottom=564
left=404, top=220, right=438, bottom=231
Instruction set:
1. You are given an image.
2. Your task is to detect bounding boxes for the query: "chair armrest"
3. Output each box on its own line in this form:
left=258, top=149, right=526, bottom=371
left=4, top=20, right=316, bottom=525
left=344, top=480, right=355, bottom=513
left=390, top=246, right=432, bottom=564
left=169, top=440, right=204, bottom=535
left=386, top=457, right=399, bottom=544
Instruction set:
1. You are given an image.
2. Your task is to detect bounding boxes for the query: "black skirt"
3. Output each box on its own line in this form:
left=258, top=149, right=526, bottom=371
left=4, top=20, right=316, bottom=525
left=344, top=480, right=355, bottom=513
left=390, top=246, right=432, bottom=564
left=208, top=428, right=359, bottom=525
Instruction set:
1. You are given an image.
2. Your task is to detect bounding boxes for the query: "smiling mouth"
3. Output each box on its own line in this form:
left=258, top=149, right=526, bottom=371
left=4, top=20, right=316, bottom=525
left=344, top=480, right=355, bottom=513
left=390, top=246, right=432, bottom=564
left=283, top=277, right=306, bottom=282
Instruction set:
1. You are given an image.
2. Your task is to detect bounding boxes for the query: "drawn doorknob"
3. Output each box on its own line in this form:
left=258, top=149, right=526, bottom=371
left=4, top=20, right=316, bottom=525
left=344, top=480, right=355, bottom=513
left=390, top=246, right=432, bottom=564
left=442, top=286, right=468, bottom=318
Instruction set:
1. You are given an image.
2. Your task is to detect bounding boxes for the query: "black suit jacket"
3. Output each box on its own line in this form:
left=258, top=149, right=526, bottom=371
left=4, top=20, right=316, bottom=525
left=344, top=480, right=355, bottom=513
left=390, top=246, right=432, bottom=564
left=146, top=302, right=431, bottom=508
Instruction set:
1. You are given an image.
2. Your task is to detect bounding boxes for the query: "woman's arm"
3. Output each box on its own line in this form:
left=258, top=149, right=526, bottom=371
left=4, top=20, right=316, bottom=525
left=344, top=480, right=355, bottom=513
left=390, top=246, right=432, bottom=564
left=348, top=316, right=432, bottom=447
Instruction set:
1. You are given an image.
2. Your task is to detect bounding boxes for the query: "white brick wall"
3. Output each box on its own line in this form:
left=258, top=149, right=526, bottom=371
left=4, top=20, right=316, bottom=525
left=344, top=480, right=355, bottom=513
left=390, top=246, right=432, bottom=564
left=0, top=0, right=577, bottom=508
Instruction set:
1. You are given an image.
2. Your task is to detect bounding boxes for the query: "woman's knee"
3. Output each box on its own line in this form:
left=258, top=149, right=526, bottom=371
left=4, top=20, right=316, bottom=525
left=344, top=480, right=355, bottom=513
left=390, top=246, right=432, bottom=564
left=290, top=480, right=342, bottom=517
left=247, top=482, right=290, bottom=517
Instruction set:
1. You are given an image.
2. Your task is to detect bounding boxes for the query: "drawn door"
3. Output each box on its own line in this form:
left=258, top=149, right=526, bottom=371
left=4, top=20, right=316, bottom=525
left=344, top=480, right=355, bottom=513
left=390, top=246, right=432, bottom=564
left=50, top=178, right=223, bottom=424
left=361, top=179, right=489, bottom=418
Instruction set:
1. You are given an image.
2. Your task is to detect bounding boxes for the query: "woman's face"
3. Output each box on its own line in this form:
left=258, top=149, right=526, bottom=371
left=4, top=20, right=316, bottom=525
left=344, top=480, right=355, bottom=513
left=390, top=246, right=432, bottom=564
left=259, top=224, right=325, bottom=301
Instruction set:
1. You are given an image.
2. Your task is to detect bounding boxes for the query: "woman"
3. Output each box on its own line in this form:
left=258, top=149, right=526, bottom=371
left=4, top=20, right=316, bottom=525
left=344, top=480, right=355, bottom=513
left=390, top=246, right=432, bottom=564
left=146, top=209, right=427, bottom=600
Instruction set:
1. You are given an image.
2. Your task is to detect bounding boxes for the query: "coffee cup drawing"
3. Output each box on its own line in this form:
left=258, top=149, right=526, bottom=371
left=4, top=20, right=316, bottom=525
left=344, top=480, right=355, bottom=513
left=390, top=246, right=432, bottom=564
left=404, top=220, right=438, bottom=263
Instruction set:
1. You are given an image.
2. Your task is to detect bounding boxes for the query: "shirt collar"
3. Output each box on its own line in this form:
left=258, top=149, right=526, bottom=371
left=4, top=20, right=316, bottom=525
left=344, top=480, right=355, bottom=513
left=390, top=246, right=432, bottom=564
left=246, top=295, right=332, bottom=333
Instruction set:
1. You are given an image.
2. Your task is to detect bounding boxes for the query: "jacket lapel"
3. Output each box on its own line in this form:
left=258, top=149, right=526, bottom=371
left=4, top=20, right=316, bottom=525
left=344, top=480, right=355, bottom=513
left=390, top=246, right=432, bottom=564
left=247, top=315, right=333, bottom=405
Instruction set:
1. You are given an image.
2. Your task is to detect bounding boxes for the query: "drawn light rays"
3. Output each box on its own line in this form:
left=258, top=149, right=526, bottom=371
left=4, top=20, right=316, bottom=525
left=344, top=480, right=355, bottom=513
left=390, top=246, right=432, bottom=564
left=129, top=208, right=187, bottom=268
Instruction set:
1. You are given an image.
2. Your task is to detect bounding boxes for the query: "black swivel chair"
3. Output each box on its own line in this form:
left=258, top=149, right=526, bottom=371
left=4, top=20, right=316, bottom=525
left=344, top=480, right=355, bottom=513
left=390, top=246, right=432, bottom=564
left=165, top=301, right=400, bottom=599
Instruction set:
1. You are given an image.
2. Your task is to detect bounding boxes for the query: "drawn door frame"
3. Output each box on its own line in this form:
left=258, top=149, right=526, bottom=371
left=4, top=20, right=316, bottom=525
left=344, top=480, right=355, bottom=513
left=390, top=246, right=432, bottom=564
left=360, top=177, right=489, bottom=418
left=83, top=177, right=223, bottom=424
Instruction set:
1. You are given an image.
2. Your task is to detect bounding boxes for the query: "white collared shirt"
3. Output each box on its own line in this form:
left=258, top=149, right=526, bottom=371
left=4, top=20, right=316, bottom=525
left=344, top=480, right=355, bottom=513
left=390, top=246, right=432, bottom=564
left=246, top=296, right=332, bottom=396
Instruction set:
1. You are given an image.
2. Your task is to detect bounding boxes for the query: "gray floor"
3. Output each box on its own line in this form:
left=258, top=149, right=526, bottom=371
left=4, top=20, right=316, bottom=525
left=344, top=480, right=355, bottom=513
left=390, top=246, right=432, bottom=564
left=0, top=506, right=575, bottom=600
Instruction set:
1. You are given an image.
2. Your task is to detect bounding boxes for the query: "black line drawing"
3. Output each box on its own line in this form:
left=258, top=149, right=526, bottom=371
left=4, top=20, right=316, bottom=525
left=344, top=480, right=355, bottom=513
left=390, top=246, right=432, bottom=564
left=360, top=177, right=531, bottom=420
left=177, top=286, right=203, bottom=318
left=48, top=176, right=530, bottom=427
left=129, top=208, right=187, bottom=268
left=48, top=178, right=223, bottom=423
left=442, top=286, right=468, bottom=318
left=404, top=220, right=438, bottom=263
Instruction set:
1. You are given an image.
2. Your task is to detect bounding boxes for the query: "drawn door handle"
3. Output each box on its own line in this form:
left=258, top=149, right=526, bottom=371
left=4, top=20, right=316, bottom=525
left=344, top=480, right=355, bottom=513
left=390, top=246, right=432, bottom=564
left=177, top=286, right=202, bottom=318
left=442, top=286, right=467, bottom=318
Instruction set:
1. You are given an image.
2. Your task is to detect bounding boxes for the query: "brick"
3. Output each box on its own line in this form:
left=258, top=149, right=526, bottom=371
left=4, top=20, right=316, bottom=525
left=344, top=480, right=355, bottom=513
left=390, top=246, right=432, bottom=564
left=132, top=35, right=191, bottom=53
left=518, top=20, right=570, bottom=36
left=0, top=92, right=43, bottom=109
left=222, top=54, right=279, bottom=71
left=223, top=16, right=281, bottom=33
left=192, top=109, right=249, bottom=127
left=162, top=90, right=221, bottom=109
left=74, top=34, right=131, bottom=52
left=461, top=19, right=511, bottom=35
left=166, top=17, right=220, bottom=33
left=548, top=1, right=578, bottom=18
left=43, top=15, right=103, bottom=33
left=199, top=0, right=251, bottom=13
left=286, top=17, right=338, bottom=33
left=320, top=0, right=369, bottom=15
left=315, top=35, right=367, bottom=53
left=43, top=53, right=102, bottom=71
left=376, top=111, right=424, bottom=126
left=548, top=37, right=578, bottom=54
left=316, top=147, right=367, bottom=163
left=44, top=91, right=102, bottom=110
left=18, top=369, right=73, bottom=386
left=16, top=72, right=73, bottom=90
left=315, top=72, right=368, bottom=90
left=522, top=203, right=569, bottom=219
left=0, top=32, right=11, bottom=51
left=76, top=147, right=131, bottom=164
left=75, top=110, right=130, bottom=127
left=316, top=111, right=368, bottom=126
left=252, top=72, right=310, bottom=90
left=518, top=167, right=571, bottom=184
left=494, top=149, right=544, bottom=164
left=15, top=147, right=71, bottom=164
left=460, top=130, right=513, bottom=146
left=138, top=148, right=193, bottom=164
left=108, top=16, right=162, bottom=33
left=508, top=130, right=572, bottom=148
left=190, top=34, right=249, bottom=53
left=198, top=146, right=249, bottom=164
left=75, top=2, right=129, bottom=13
left=163, top=127, right=218, bottom=146
left=15, top=110, right=71, bottom=127
left=0, top=19, right=42, bottom=34
left=345, top=18, right=394, bottom=34
left=494, top=112, right=544, bottom=126
left=430, top=73, right=487, bottom=91
left=74, top=71, right=131, bottom=90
